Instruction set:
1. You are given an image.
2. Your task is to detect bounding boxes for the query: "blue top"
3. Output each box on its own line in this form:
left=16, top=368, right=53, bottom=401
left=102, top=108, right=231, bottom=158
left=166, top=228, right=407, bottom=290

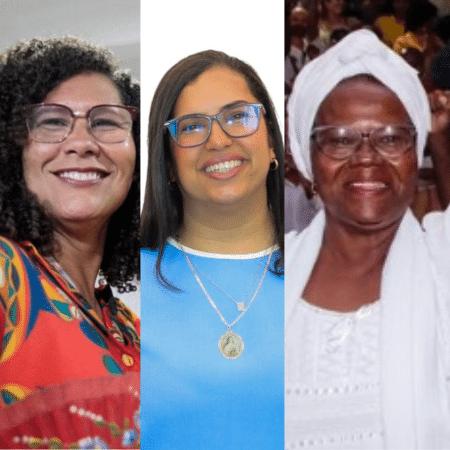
left=141, top=239, right=284, bottom=449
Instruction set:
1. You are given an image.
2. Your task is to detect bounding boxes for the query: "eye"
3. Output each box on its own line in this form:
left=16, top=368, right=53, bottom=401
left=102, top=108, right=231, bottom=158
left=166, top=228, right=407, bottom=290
left=377, top=133, right=403, bottom=146
left=227, top=111, right=250, bottom=123
left=332, top=136, right=353, bottom=145
left=178, top=120, right=206, bottom=135
left=326, top=134, right=358, bottom=147
left=35, top=116, right=70, bottom=129
left=224, top=107, right=253, bottom=125
left=91, top=117, right=124, bottom=130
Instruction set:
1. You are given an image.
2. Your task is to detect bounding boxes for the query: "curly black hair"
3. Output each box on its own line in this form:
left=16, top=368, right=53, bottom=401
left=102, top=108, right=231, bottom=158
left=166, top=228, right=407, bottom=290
left=0, top=36, right=140, bottom=292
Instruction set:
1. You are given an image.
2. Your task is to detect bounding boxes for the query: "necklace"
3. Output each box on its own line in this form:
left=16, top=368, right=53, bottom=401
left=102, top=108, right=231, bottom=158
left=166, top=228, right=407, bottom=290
left=181, top=246, right=273, bottom=359
left=185, top=255, right=266, bottom=311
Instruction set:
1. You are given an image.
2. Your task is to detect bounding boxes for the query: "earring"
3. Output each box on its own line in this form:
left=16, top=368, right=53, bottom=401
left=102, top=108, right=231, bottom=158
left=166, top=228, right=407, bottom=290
left=270, top=158, right=279, bottom=171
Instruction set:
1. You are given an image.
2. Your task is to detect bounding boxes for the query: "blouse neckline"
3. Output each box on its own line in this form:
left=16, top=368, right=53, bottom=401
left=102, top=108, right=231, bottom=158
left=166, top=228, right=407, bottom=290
left=167, top=237, right=279, bottom=260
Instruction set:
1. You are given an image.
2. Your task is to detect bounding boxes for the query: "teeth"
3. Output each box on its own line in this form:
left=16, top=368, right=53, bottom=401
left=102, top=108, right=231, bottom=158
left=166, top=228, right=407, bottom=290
left=204, top=160, right=243, bottom=173
left=351, top=181, right=386, bottom=188
left=58, top=171, right=102, bottom=181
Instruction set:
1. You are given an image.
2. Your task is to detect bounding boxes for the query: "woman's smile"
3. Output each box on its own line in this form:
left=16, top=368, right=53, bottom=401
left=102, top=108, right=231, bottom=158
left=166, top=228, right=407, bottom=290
left=345, top=180, right=390, bottom=197
left=203, top=159, right=244, bottom=174
left=52, top=167, right=110, bottom=186
left=201, top=154, right=247, bottom=180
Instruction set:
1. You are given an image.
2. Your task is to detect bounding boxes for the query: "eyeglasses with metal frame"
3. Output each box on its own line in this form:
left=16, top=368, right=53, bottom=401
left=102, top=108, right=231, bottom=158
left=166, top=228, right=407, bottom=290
left=310, top=125, right=417, bottom=160
left=25, top=103, right=138, bottom=144
left=164, top=103, right=265, bottom=148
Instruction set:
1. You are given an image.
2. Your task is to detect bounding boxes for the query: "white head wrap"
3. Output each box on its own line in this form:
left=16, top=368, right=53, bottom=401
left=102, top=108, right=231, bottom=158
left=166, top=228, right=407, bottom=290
left=287, top=29, right=431, bottom=181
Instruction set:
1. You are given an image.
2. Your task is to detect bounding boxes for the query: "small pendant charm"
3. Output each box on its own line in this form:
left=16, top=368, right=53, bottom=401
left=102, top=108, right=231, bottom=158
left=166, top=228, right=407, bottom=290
left=237, top=302, right=245, bottom=311
left=218, top=330, right=244, bottom=359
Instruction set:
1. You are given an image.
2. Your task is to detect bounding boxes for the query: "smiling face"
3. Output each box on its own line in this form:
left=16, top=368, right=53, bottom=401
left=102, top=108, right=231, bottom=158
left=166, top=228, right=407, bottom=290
left=22, top=72, right=136, bottom=229
left=311, top=77, right=418, bottom=232
left=170, top=66, right=275, bottom=213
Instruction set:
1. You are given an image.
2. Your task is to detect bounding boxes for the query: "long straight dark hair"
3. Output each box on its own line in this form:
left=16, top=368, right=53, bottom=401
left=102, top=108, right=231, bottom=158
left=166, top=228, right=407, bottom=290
left=141, top=50, right=284, bottom=288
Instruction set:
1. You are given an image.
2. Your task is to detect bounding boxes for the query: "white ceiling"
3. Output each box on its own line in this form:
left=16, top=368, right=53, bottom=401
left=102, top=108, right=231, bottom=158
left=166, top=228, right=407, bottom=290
left=0, top=0, right=140, bottom=79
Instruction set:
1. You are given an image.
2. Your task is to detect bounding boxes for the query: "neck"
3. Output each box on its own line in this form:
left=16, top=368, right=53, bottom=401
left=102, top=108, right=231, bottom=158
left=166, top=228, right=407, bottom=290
left=179, top=198, right=275, bottom=254
left=321, top=213, right=401, bottom=269
left=53, top=223, right=107, bottom=311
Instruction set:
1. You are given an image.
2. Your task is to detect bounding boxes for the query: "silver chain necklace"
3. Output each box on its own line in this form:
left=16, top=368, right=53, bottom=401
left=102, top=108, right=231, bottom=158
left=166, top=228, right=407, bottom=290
left=184, top=254, right=266, bottom=311
left=181, top=245, right=273, bottom=359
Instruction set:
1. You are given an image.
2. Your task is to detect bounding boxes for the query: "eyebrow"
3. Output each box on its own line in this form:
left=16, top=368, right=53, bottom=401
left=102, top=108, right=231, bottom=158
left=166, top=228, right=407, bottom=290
left=179, top=100, right=252, bottom=117
left=218, top=100, right=251, bottom=112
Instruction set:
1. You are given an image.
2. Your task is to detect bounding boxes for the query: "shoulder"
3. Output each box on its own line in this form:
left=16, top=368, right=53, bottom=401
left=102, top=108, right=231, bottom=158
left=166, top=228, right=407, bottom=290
left=0, top=238, right=34, bottom=359
left=422, top=206, right=450, bottom=253
left=0, top=236, right=33, bottom=285
left=141, top=241, right=182, bottom=265
left=422, top=206, right=450, bottom=283
left=140, top=242, right=186, bottom=292
left=422, top=205, right=450, bottom=240
left=140, top=247, right=158, bottom=266
left=140, top=242, right=185, bottom=281
left=0, top=236, right=26, bottom=260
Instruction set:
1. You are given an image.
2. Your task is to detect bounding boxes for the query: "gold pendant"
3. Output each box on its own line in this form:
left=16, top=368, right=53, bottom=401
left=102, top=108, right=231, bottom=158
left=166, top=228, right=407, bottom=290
left=237, top=302, right=245, bottom=311
left=218, top=330, right=244, bottom=359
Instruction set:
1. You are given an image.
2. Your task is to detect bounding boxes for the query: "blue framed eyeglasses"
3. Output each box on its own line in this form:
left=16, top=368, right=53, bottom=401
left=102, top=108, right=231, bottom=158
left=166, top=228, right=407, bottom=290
left=164, top=103, right=265, bottom=147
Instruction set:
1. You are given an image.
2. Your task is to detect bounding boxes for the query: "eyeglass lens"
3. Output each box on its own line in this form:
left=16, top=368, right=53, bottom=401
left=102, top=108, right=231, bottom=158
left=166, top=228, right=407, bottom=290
left=313, top=126, right=415, bottom=159
left=170, top=104, right=262, bottom=147
left=27, top=104, right=134, bottom=143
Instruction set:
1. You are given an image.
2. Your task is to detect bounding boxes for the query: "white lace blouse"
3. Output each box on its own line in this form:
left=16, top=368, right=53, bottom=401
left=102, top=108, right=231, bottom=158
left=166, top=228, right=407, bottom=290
left=285, top=299, right=385, bottom=449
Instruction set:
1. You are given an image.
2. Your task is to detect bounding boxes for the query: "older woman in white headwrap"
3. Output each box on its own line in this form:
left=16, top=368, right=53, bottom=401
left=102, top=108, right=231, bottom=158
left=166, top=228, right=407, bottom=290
left=286, top=29, right=450, bottom=449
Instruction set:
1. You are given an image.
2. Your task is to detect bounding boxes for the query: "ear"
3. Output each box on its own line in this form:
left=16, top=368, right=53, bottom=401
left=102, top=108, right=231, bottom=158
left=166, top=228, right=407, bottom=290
left=269, top=146, right=276, bottom=161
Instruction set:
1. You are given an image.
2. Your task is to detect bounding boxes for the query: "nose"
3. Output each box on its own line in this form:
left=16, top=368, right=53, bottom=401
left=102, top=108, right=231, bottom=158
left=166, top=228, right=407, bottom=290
left=350, top=134, right=381, bottom=165
left=204, top=119, right=233, bottom=150
left=61, top=117, right=100, bottom=156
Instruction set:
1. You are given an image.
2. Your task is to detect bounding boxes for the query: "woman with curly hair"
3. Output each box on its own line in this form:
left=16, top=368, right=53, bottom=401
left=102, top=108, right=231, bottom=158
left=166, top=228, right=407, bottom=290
left=0, top=37, right=140, bottom=448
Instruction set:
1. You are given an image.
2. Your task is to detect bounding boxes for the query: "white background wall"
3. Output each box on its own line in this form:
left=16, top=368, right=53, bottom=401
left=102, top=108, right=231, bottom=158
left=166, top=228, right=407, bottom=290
left=0, top=0, right=139, bottom=78
left=140, top=0, right=285, bottom=208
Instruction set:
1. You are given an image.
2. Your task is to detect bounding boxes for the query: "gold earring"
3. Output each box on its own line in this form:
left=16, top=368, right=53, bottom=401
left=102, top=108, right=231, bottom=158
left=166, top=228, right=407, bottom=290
left=270, top=158, right=279, bottom=171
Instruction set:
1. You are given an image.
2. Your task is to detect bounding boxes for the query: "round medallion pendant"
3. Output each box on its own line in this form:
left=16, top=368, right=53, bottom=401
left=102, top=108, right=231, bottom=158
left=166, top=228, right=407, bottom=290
left=218, top=330, right=244, bottom=359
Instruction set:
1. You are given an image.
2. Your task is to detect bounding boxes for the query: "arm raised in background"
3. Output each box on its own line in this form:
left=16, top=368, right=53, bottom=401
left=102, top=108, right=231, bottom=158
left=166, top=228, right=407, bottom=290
left=428, top=89, right=450, bottom=208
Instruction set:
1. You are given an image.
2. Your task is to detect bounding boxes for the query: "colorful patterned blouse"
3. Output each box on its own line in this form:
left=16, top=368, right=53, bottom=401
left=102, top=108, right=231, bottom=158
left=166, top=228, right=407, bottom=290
left=0, top=236, right=140, bottom=448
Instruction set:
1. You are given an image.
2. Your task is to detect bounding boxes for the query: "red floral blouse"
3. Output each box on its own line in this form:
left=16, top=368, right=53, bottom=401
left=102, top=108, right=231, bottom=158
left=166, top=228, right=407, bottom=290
left=0, top=236, right=140, bottom=448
